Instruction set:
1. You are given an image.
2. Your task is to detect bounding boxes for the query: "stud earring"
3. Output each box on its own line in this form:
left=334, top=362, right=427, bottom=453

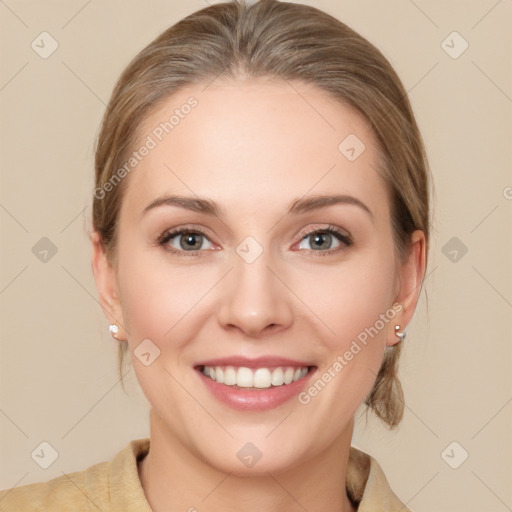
left=109, top=324, right=120, bottom=339
left=394, top=325, right=407, bottom=341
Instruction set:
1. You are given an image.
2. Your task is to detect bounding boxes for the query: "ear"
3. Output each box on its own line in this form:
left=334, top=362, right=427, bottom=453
left=387, top=230, right=427, bottom=348
left=91, top=231, right=128, bottom=341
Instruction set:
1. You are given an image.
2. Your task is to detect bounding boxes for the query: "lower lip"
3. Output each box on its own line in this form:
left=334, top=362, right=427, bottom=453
left=196, top=367, right=316, bottom=411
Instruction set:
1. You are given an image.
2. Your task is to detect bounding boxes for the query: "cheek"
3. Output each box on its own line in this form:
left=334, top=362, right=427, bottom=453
left=115, top=237, right=200, bottom=345
left=304, top=249, right=396, bottom=347
left=310, top=248, right=397, bottom=388
left=298, top=267, right=396, bottom=423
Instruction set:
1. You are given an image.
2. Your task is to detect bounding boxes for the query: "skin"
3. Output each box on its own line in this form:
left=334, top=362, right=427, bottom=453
left=92, top=77, right=426, bottom=512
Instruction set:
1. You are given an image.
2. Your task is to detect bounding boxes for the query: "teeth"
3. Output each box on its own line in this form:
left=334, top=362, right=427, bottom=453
left=201, top=365, right=310, bottom=389
left=284, top=367, right=294, bottom=384
left=253, top=368, right=272, bottom=388
left=237, top=367, right=253, bottom=387
left=224, top=366, right=237, bottom=385
left=271, top=367, right=284, bottom=386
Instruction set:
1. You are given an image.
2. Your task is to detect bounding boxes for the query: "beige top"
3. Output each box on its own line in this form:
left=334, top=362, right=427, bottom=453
left=0, top=438, right=411, bottom=511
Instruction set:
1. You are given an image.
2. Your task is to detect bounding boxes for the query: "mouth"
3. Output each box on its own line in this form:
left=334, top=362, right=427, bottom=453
left=195, top=364, right=316, bottom=390
left=193, top=355, right=318, bottom=410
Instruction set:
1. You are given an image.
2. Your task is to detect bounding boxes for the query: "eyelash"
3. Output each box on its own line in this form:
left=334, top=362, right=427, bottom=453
left=157, top=224, right=352, bottom=257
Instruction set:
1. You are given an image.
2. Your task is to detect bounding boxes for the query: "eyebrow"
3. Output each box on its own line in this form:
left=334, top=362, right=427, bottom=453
left=142, top=193, right=373, bottom=220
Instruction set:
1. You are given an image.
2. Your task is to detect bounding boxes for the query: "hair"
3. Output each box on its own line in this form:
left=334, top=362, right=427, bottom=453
left=92, top=0, right=432, bottom=429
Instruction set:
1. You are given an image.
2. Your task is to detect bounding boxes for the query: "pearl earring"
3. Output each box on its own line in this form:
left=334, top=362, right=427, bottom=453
left=394, top=325, right=407, bottom=341
left=109, top=324, right=119, bottom=339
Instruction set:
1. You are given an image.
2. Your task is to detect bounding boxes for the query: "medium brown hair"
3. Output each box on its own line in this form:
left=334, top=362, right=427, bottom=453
left=92, top=0, right=431, bottom=429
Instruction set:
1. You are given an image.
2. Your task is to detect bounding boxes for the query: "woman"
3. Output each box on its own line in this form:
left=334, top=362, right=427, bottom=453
left=0, top=0, right=429, bottom=510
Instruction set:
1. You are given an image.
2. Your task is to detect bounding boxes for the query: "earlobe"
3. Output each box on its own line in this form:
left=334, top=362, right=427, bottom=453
left=90, top=232, right=128, bottom=341
left=387, top=230, right=427, bottom=347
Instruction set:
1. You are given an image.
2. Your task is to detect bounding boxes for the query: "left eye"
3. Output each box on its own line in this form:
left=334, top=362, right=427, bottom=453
left=297, top=228, right=351, bottom=253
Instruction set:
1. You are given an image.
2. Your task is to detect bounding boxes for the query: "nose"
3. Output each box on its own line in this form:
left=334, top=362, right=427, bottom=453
left=217, top=249, right=294, bottom=338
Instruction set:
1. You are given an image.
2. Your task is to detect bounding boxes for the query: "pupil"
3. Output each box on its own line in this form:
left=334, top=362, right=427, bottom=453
left=182, top=233, right=200, bottom=250
left=312, top=233, right=330, bottom=250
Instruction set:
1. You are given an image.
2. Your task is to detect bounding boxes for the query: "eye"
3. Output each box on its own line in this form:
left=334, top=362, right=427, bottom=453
left=158, top=227, right=214, bottom=256
left=157, top=224, right=352, bottom=257
left=296, top=225, right=352, bottom=256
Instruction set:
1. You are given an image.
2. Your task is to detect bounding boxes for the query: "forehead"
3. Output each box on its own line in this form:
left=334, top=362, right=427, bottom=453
left=121, top=78, right=388, bottom=220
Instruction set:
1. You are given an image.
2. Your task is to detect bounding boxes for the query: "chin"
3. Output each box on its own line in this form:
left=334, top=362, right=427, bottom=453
left=207, top=450, right=301, bottom=477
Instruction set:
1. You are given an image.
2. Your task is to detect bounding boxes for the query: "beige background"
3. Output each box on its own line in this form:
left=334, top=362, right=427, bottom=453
left=1, top=0, right=511, bottom=510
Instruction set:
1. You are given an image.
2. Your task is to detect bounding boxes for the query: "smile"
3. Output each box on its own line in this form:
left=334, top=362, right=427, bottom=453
left=199, top=365, right=313, bottom=389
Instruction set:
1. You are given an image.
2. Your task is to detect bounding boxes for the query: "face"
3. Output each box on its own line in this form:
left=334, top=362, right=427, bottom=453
left=93, top=77, right=424, bottom=475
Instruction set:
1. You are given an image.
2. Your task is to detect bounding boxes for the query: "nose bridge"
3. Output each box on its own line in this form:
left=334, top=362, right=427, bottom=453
left=217, top=237, right=294, bottom=336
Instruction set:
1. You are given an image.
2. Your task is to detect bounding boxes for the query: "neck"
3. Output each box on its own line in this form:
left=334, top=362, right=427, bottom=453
left=138, top=408, right=357, bottom=512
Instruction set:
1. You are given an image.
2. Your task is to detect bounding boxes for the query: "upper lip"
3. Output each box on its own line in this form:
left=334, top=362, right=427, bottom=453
left=194, top=356, right=315, bottom=369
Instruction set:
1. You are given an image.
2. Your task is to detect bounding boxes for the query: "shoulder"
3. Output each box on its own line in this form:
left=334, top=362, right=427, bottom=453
left=0, top=458, right=111, bottom=511
left=347, top=445, right=412, bottom=512
left=0, top=438, right=150, bottom=512
left=0, top=459, right=110, bottom=511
